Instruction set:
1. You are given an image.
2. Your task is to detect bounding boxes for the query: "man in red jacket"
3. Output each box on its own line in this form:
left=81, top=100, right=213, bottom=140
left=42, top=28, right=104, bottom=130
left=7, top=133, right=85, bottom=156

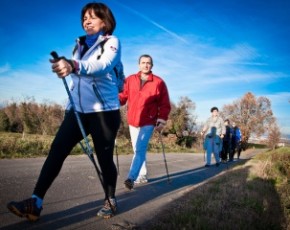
left=119, top=54, right=171, bottom=190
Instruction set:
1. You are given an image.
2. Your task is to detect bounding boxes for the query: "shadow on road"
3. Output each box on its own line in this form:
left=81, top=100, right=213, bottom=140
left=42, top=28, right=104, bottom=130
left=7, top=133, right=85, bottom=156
left=1, top=159, right=253, bottom=230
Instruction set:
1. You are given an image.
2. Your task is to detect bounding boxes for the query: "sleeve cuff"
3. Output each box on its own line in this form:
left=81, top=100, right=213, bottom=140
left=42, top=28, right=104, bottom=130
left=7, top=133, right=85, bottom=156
left=157, top=118, right=166, bottom=125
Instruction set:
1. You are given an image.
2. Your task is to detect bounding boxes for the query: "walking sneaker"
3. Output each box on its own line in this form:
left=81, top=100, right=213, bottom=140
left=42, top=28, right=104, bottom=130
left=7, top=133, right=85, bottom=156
left=124, top=178, right=134, bottom=190
left=97, top=198, right=117, bottom=219
left=204, top=164, right=210, bottom=167
left=7, top=198, right=42, bottom=222
left=134, top=176, right=148, bottom=184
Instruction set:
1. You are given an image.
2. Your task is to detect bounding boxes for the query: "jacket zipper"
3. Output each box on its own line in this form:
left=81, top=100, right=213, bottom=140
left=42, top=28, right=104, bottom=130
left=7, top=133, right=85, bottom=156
left=92, top=83, right=106, bottom=109
left=78, top=76, right=84, bottom=113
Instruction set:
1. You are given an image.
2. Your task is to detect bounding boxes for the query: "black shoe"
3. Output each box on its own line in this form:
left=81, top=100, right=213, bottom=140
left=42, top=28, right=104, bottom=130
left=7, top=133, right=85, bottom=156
left=204, top=164, right=210, bottom=168
left=124, top=179, right=134, bottom=190
left=97, top=198, right=117, bottom=219
left=7, top=198, right=42, bottom=222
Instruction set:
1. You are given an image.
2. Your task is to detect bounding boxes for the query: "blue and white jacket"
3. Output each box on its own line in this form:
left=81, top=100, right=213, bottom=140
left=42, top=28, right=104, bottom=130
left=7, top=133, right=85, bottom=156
left=66, top=34, right=122, bottom=113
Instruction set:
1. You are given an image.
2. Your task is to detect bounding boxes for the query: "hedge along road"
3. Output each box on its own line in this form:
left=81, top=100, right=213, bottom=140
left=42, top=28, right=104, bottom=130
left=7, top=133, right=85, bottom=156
left=0, top=149, right=262, bottom=230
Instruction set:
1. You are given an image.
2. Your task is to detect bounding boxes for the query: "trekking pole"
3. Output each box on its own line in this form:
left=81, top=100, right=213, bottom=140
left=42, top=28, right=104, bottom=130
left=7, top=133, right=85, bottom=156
left=201, top=133, right=205, bottom=162
left=50, top=52, right=112, bottom=205
left=115, top=139, right=120, bottom=175
left=158, top=131, right=171, bottom=184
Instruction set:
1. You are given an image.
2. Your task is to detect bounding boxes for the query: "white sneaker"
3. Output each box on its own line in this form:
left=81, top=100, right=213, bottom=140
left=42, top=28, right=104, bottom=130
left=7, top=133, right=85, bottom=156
left=134, top=176, right=148, bottom=184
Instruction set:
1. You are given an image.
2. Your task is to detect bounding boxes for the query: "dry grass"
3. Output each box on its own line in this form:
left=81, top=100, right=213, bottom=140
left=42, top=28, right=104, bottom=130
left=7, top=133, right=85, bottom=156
left=142, top=148, right=290, bottom=230
left=0, top=132, right=195, bottom=158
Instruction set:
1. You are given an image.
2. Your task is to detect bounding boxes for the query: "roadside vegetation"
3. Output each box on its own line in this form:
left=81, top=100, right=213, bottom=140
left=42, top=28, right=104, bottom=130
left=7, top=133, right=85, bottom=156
left=0, top=131, right=197, bottom=159
left=0, top=132, right=79, bottom=158
left=0, top=92, right=284, bottom=155
left=0, top=131, right=269, bottom=159
left=143, top=147, right=290, bottom=230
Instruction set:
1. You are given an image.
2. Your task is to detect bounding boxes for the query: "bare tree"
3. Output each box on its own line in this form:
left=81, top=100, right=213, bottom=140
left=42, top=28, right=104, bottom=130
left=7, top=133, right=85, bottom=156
left=19, top=100, right=40, bottom=135
left=3, top=102, right=23, bottom=133
left=1, top=98, right=65, bottom=136
left=222, top=92, right=275, bottom=149
left=38, top=103, right=64, bottom=135
left=267, top=119, right=281, bottom=150
left=168, top=96, right=197, bottom=147
left=117, top=105, right=130, bottom=140
left=0, top=109, right=10, bottom=131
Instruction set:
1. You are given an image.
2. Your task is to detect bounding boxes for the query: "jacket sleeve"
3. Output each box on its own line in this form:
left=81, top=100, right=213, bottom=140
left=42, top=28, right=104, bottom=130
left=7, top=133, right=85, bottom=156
left=157, top=81, right=171, bottom=121
left=202, top=118, right=210, bottom=133
left=220, top=118, right=226, bottom=135
left=77, top=36, right=121, bottom=77
left=203, top=135, right=208, bottom=150
left=219, top=138, right=223, bottom=152
left=118, top=77, right=129, bottom=106
left=237, top=128, right=242, bottom=141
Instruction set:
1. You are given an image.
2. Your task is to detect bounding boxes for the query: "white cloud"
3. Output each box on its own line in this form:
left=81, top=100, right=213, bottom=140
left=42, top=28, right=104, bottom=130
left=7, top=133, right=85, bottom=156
left=121, top=35, right=290, bottom=135
left=116, top=2, right=188, bottom=44
left=123, top=36, right=286, bottom=96
left=0, top=64, right=68, bottom=105
left=1, top=30, right=289, bottom=135
left=0, top=63, right=10, bottom=74
left=265, top=92, right=290, bottom=135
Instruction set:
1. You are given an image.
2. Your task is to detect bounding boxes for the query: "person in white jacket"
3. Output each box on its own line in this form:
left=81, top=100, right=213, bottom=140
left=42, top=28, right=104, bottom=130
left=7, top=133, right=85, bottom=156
left=7, top=2, right=122, bottom=220
left=203, top=127, right=223, bottom=166
left=201, top=107, right=225, bottom=167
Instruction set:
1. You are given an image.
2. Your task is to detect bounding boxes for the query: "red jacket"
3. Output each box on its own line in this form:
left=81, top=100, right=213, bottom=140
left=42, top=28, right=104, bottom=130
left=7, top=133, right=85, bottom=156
left=119, top=71, right=171, bottom=127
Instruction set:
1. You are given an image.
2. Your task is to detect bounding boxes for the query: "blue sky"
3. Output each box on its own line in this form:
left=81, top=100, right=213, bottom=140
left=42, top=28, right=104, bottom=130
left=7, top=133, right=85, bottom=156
left=1, top=0, right=290, bottom=136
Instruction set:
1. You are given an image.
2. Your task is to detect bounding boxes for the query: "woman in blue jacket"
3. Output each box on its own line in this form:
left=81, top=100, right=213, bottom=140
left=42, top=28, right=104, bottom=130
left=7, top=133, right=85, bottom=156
left=7, top=2, right=122, bottom=220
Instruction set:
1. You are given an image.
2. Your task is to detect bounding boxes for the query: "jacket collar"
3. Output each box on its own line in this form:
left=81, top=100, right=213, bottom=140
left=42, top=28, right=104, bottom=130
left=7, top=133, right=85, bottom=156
left=77, top=34, right=109, bottom=47
left=137, top=71, right=153, bottom=81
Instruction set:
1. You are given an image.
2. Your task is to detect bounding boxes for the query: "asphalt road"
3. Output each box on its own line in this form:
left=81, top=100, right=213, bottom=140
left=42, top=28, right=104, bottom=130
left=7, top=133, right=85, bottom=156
left=0, top=150, right=261, bottom=230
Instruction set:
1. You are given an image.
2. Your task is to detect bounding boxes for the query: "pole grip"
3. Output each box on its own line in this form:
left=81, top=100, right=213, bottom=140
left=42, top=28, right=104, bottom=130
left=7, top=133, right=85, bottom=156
left=50, top=51, right=59, bottom=60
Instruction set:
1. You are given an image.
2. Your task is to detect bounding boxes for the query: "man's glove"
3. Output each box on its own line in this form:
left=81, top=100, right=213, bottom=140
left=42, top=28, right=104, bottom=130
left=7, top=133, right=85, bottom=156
left=155, top=119, right=166, bottom=132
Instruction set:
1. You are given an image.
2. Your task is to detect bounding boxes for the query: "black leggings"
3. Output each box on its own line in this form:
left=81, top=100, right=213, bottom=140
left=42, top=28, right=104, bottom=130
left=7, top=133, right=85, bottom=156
left=33, top=109, right=120, bottom=199
left=221, top=140, right=231, bottom=160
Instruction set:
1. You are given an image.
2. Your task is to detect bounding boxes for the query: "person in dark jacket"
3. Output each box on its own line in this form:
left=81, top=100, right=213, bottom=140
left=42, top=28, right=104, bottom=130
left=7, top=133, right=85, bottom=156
left=221, top=119, right=232, bottom=163
left=119, top=54, right=171, bottom=190
left=231, top=122, right=242, bottom=160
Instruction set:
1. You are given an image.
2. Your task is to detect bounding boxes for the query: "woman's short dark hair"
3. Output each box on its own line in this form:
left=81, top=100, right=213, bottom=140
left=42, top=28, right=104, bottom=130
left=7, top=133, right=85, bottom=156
left=138, top=54, right=153, bottom=66
left=210, top=107, right=219, bottom=112
left=81, top=2, right=116, bottom=35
